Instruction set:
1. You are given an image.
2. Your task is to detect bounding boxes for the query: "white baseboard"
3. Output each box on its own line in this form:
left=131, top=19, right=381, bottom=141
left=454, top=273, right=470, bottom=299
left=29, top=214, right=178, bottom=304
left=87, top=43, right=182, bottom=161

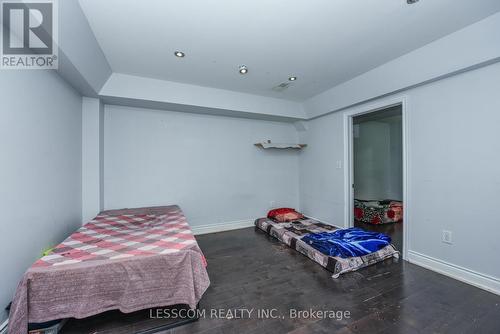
left=0, top=319, right=8, bottom=334
left=192, top=216, right=343, bottom=236
left=304, top=215, right=344, bottom=229
left=192, top=219, right=255, bottom=235
left=408, top=250, right=500, bottom=296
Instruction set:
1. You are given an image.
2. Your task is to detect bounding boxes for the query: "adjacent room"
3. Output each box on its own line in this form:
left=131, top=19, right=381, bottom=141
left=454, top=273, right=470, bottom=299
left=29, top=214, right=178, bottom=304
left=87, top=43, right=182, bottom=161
left=353, top=106, right=404, bottom=251
left=1, top=0, right=500, bottom=333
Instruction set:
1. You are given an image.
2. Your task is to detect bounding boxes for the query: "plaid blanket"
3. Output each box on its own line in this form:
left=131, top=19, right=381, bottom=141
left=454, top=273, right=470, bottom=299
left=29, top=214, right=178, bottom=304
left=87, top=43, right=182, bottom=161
left=9, top=206, right=210, bottom=334
left=33, top=206, right=201, bottom=267
left=255, top=217, right=398, bottom=278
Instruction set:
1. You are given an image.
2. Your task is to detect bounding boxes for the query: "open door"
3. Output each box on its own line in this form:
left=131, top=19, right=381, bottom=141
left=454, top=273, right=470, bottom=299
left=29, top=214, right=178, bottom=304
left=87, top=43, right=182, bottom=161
left=345, top=100, right=408, bottom=258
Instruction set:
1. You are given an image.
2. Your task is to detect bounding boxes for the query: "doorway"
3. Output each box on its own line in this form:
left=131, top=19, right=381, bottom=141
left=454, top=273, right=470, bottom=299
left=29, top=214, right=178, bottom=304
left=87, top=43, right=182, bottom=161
left=344, top=98, right=408, bottom=258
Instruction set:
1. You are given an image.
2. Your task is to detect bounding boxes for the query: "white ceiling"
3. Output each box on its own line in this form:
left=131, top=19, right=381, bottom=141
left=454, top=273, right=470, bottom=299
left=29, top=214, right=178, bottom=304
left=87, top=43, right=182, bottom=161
left=79, top=0, right=500, bottom=101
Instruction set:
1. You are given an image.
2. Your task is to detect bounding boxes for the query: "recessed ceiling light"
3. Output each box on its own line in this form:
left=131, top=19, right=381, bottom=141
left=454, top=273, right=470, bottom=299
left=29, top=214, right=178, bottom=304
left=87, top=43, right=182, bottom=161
left=174, top=51, right=185, bottom=58
left=239, top=65, right=248, bottom=74
left=288, top=76, right=297, bottom=81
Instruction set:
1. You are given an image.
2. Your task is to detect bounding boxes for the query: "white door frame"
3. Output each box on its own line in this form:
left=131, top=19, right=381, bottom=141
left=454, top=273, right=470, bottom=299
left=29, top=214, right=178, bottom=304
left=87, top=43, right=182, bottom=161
left=343, top=95, right=409, bottom=260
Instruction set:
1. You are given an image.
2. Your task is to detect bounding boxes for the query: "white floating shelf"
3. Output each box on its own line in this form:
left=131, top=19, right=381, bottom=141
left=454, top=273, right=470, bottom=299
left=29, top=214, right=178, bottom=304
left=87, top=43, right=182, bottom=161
left=254, top=141, right=307, bottom=149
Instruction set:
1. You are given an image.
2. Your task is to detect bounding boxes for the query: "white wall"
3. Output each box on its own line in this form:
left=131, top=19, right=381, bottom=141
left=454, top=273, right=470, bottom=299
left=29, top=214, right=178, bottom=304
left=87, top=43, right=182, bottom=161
left=299, top=62, right=500, bottom=283
left=100, top=73, right=306, bottom=121
left=104, top=105, right=300, bottom=227
left=58, top=0, right=112, bottom=95
left=82, top=97, right=104, bottom=223
left=305, top=11, right=500, bottom=118
left=388, top=118, right=403, bottom=201
left=298, top=111, right=345, bottom=226
left=353, top=117, right=402, bottom=201
left=0, top=71, right=82, bottom=322
left=354, top=121, right=391, bottom=200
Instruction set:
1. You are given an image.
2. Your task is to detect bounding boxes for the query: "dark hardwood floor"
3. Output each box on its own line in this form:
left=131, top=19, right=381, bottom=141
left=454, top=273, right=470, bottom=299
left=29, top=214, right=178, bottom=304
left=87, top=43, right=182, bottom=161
left=354, top=220, right=403, bottom=252
left=63, top=227, right=500, bottom=334
left=173, top=227, right=499, bottom=334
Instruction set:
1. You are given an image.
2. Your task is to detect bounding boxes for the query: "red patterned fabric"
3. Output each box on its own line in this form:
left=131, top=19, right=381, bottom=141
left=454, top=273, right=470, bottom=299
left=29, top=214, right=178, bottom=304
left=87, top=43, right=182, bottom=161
left=267, top=208, right=296, bottom=218
left=33, top=207, right=202, bottom=267
left=354, top=199, right=403, bottom=225
left=354, top=207, right=364, bottom=220
left=267, top=208, right=304, bottom=222
left=9, top=206, right=210, bottom=334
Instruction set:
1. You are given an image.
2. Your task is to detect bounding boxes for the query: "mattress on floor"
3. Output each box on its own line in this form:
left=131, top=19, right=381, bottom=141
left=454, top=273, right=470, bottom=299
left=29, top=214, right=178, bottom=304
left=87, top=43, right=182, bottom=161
left=255, top=217, right=399, bottom=278
left=354, top=199, right=403, bottom=224
left=9, top=205, right=210, bottom=334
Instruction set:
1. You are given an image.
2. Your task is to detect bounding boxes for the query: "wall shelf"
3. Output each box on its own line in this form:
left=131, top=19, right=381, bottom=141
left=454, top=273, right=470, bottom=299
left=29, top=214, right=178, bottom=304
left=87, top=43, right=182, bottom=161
left=254, top=141, right=307, bottom=149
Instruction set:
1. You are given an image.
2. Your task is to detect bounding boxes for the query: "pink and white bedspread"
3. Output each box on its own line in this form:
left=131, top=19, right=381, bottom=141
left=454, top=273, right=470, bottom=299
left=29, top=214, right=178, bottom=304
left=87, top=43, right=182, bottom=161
left=9, top=206, right=210, bottom=334
left=33, top=206, right=204, bottom=267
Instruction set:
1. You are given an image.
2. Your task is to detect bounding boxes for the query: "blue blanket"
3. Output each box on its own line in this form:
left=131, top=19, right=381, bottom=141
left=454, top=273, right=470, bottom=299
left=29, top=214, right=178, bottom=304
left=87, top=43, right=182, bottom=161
left=301, top=228, right=391, bottom=258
